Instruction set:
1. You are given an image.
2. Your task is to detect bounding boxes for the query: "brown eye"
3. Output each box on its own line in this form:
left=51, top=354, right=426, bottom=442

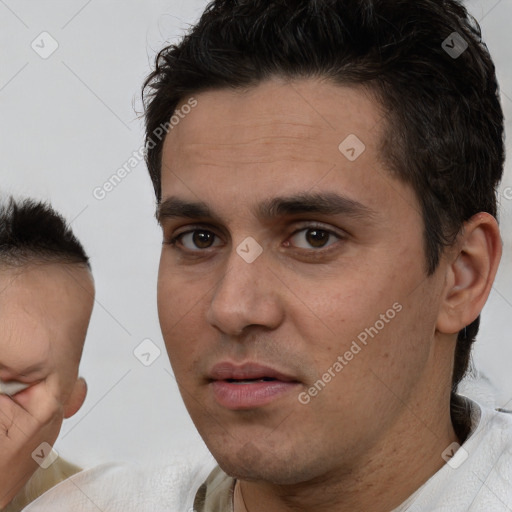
left=289, top=227, right=341, bottom=250
left=192, top=231, right=215, bottom=248
left=173, top=229, right=220, bottom=250
left=305, top=229, right=330, bottom=248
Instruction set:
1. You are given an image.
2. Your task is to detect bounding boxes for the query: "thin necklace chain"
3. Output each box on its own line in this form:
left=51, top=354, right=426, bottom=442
left=237, top=479, right=250, bottom=512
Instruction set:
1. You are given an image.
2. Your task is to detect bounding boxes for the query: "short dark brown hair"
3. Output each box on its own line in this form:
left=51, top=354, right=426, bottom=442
left=0, top=196, right=90, bottom=269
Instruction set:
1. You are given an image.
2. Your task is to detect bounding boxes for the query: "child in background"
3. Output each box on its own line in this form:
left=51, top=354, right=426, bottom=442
left=0, top=197, right=95, bottom=511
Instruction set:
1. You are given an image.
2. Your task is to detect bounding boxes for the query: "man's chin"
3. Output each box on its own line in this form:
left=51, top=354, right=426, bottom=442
left=210, top=441, right=316, bottom=485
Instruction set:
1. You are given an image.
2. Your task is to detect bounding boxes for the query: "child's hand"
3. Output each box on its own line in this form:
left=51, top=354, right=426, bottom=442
left=0, top=377, right=63, bottom=508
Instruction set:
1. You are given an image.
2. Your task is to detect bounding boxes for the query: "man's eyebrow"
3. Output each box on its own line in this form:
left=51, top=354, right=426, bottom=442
left=157, top=197, right=217, bottom=224
left=255, top=192, right=377, bottom=220
left=156, top=192, right=377, bottom=224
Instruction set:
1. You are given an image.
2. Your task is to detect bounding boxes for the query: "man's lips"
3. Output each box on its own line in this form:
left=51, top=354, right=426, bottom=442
left=208, top=362, right=301, bottom=409
left=209, top=362, right=299, bottom=383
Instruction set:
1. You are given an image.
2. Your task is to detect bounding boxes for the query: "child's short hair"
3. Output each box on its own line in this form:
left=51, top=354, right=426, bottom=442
left=0, top=196, right=90, bottom=269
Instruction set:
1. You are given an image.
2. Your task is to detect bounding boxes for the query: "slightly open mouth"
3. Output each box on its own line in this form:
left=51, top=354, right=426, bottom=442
left=226, top=377, right=277, bottom=384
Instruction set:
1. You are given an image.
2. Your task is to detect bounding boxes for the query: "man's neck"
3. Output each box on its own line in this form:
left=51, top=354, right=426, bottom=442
left=235, top=401, right=460, bottom=512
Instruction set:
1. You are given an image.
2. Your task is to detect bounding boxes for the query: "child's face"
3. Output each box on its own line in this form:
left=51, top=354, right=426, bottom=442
left=0, top=263, right=94, bottom=415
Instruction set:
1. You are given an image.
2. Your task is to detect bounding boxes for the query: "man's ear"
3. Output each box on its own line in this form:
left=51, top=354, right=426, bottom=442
left=63, top=377, right=87, bottom=419
left=437, top=212, right=502, bottom=335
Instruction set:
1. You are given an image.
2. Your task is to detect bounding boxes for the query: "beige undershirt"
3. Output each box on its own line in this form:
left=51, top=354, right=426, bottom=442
left=193, top=465, right=236, bottom=511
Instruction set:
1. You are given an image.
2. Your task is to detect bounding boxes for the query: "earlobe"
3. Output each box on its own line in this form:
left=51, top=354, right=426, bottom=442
left=437, top=212, right=502, bottom=335
left=63, top=377, right=87, bottom=419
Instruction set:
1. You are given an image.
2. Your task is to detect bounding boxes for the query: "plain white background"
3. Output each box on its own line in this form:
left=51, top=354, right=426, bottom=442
left=1, top=0, right=511, bottom=469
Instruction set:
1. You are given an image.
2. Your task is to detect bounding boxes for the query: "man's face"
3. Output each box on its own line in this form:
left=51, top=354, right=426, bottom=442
left=157, top=78, right=453, bottom=484
left=0, top=263, right=94, bottom=415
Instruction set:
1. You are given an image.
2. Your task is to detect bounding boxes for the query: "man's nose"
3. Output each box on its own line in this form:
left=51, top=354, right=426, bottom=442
left=206, top=243, right=284, bottom=336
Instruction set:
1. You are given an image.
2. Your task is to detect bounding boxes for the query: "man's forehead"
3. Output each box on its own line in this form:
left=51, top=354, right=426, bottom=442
left=158, top=78, right=409, bottom=225
left=161, top=80, right=387, bottom=192
left=169, top=78, right=384, bottom=144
